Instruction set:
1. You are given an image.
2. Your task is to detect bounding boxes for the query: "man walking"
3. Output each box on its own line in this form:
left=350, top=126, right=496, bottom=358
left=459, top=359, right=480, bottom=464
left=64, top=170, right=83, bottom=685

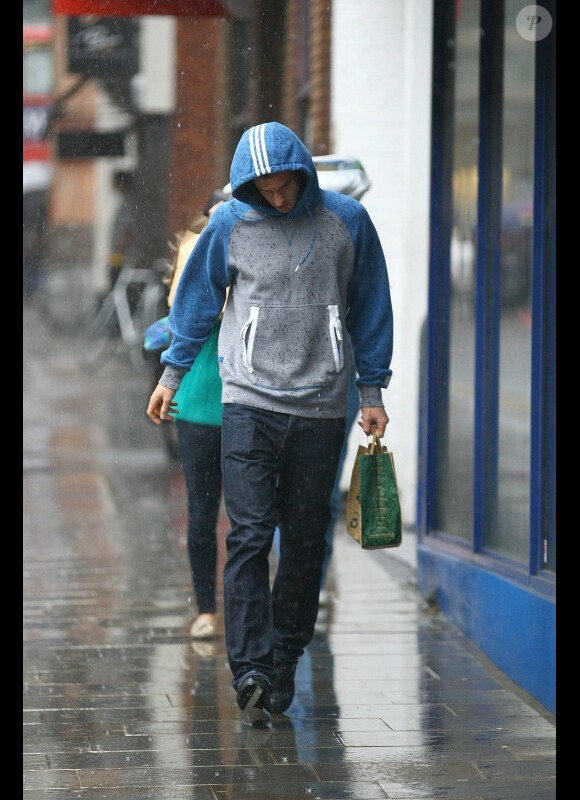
left=147, top=121, right=393, bottom=726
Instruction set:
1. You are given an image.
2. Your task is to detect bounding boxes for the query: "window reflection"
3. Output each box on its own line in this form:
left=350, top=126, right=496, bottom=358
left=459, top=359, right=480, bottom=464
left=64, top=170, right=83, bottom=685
left=438, top=0, right=480, bottom=541
left=438, top=1, right=534, bottom=566
left=488, top=1, right=534, bottom=559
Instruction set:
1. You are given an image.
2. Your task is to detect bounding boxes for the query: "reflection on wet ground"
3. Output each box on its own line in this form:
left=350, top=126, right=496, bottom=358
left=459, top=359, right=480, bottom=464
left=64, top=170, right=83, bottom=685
left=23, top=302, right=556, bottom=799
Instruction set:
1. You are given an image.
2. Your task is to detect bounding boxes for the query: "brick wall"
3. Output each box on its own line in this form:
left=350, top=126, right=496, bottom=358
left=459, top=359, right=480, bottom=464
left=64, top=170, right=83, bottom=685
left=309, top=0, right=331, bottom=154
left=170, top=17, right=230, bottom=237
left=282, top=0, right=331, bottom=153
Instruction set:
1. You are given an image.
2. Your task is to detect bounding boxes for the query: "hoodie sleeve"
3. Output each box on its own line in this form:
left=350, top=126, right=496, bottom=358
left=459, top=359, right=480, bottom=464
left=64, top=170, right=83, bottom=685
left=160, top=211, right=231, bottom=372
left=344, top=206, right=393, bottom=396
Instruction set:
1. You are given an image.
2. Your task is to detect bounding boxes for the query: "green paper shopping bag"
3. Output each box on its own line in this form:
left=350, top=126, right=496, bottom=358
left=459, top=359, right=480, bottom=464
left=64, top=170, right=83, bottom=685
left=346, top=433, right=402, bottom=549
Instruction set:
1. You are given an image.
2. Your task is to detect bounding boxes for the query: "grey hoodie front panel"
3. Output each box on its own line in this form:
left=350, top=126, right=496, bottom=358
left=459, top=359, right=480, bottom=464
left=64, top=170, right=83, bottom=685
left=218, top=204, right=355, bottom=416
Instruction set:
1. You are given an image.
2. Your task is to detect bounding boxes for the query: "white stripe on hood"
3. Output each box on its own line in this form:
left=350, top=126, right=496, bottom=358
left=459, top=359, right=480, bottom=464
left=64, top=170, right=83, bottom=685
left=249, top=124, right=272, bottom=176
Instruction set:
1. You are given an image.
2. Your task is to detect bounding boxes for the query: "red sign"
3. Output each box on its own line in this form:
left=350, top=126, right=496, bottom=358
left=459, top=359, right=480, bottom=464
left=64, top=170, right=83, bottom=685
left=52, top=1, right=230, bottom=16
left=23, top=141, right=51, bottom=163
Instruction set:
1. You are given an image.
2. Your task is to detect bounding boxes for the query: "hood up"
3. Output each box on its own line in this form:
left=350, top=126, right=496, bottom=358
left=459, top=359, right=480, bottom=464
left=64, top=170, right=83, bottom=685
left=229, top=121, right=320, bottom=217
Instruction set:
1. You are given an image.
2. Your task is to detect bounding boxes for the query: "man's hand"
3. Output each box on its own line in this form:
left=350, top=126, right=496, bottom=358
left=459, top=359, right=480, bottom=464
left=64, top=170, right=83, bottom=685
left=147, top=384, right=177, bottom=425
left=358, top=406, right=389, bottom=438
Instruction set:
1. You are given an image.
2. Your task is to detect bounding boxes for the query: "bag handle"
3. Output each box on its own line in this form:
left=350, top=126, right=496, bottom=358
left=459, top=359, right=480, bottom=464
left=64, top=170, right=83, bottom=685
left=368, top=432, right=385, bottom=454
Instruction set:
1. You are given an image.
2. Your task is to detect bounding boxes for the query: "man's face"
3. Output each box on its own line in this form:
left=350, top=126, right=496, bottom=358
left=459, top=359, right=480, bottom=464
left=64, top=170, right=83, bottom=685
left=254, top=170, right=302, bottom=213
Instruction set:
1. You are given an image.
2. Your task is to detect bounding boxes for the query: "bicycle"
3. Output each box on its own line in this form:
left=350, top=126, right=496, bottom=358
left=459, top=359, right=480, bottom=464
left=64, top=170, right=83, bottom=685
left=74, top=259, right=167, bottom=373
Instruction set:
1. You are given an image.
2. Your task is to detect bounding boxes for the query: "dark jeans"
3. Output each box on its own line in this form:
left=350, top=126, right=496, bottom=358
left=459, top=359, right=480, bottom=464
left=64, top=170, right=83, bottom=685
left=272, top=374, right=360, bottom=588
left=320, top=374, right=360, bottom=589
left=176, top=420, right=222, bottom=615
left=221, top=403, right=345, bottom=689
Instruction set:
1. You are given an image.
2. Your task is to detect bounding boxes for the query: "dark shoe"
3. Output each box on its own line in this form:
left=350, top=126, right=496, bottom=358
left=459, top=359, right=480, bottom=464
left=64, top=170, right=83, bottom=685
left=270, top=658, right=298, bottom=714
left=236, top=674, right=272, bottom=728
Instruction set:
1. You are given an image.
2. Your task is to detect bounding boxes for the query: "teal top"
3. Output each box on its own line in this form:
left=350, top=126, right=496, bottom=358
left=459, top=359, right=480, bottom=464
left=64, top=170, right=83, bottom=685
left=174, top=320, right=222, bottom=426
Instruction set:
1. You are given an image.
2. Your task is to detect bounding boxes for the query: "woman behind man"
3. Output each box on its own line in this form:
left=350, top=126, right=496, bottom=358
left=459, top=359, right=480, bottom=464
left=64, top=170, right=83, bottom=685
left=163, top=189, right=229, bottom=640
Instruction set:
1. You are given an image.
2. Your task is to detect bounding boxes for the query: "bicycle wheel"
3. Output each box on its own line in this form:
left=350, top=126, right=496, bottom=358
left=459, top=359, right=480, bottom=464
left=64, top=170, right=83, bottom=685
left=74, top=294, right=119, bottom=372
left=40, top=264, right=93, bottom=335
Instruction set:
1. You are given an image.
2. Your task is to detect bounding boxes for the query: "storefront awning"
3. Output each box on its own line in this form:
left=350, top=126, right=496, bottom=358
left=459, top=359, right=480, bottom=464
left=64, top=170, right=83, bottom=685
left=52, top=1, right=235, bottom=17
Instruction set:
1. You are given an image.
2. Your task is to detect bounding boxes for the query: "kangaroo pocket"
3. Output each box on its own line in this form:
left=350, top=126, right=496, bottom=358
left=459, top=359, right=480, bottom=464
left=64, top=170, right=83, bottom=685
left=240, top=304, right=344, bottom=389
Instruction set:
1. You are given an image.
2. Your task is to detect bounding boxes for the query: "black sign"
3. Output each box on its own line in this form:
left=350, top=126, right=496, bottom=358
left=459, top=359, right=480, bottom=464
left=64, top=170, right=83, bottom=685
left=68, top=17, right=138, bottom=80
left=57, top=130, right=126, bottom=159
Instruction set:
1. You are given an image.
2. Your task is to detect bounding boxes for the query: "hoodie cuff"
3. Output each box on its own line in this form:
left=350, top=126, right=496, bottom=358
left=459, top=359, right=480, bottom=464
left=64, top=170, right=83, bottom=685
left=159, top=365, right=187, bottom=391
left=358, top=385, right=385, bottom=409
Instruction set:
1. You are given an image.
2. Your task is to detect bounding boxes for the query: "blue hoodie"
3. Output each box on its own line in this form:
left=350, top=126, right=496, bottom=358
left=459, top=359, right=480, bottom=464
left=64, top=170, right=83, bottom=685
left=160, top=121, right=393, bottom=417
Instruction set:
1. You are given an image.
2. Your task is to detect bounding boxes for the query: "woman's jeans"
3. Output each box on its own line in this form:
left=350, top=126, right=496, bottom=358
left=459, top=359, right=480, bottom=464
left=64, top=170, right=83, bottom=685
left=176, top=420, right=222, bottom=615
left=221, top=403, right=345, bottom=689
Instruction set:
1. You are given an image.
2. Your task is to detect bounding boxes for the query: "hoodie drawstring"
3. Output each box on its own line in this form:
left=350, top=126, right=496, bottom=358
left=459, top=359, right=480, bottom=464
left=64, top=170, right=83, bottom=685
left=295, top=206, right=316, bottom=272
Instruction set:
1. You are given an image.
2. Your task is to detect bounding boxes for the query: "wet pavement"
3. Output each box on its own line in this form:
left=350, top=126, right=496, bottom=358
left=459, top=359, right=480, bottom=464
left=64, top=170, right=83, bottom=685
left=23, top=300, right=556, bottom=799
